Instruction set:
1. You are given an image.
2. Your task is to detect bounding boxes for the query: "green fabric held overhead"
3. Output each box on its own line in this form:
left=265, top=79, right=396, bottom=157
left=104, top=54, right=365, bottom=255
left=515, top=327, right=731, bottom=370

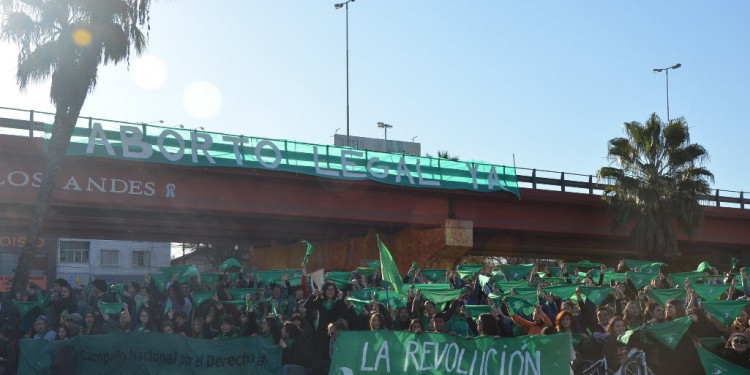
left=377, top=235, right=404, bottom=296
left=624, top=259, right=667, bottom=273
left=497, top=264, right=534, bottom=281
left=200, top=272, right=222, bottom=288
left=464, top=305, right=491, bottom=318
left=135, top=295, right=145, bottom=313
left=192, top=291, right=215, bottom=307
left=287, top=276, right=304, bottom=287
left=626, top=271, right=658, bottom=289
left=301, top=240, right=314, bottom=265
left=355, top=267, right=376, bottom=277
left=327, top=271, right=353, bottom=280
left=668, top=271, right=707, bottom=287
left=401, top=283, right=451, bottom=294
left=456, top=269, right=478, bottom=280
left=149, top=273, right=170, bottom=292
left=644, top=316, right=692, bottom=350
left=505, top=293, right=537, bottom=316
left=457, top=264, right=484, bottom=273
left=418, top=289, right=463, bottom=311
left=328, top=277, right=354, bottom=289
left=477, top=274, right=492, bottom=290
left=701, top=300, right=749, bottom=326
left=227, top=288, right=262, bottom=300
left=564, top=260, right=603, bottom=269
left=160, top=265, right=200, bottom=278
left=219, top=257, right=244, bottom=271
left=540, top=277, right=567, bottom=285
left=487, top=293, right=503, bottom=307
left=579, top=286, right=612, bottom=306
left=374, top=290, right=407, bottom=308
left=691, top=284, right=730, bottom=301
left=543, top=285, right=578, bottom=300
left=545, top=266, right=563, bottom=277
left=603, top=272, right=628, bottom=285
left=696, top=261, right=713, bottom=273
left=99, top=301, right=124, bottom=315
left=697, top=344, right=750, bottom=375
left=110, top=283, right=126, bottom=296
left=646, top=288, right=686, bottom=306
left=495, top=281, right=530, bottom=293
left=12, top=301, right=39, bottom=317
left=348, top=287, right=380, bottom=300
left=362, top=259, right=381, bottom=269
left=421, top=269, right=448, bottom=282
left=699, top=337, right=725, bottom=351
left=346, top=297, right=370, bottom=314
left=228, top=272, right=240, bottom=284
left=617, top=328, right=642, bottom=346
left=256, top=270, right=287, bottom=286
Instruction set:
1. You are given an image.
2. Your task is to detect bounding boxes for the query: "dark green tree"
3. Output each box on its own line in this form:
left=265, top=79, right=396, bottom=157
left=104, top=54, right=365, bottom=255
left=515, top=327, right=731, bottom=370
left=1, top=0, right=153, bottom=295
left=597, top=113, right=713, bottom=261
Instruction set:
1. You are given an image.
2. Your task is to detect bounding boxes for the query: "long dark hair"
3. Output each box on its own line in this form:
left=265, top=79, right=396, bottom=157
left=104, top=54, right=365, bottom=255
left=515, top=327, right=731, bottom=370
left=477, top=314, right=501, bottom=336
left=320, top=282, right=339, bottom=302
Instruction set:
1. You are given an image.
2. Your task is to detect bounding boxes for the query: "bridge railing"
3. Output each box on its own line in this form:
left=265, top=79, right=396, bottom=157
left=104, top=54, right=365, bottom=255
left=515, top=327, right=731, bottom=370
left=1, top=106, right=747, bottom=210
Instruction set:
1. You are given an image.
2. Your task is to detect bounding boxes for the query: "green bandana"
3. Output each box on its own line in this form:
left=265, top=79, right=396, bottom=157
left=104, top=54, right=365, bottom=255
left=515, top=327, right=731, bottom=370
left=668, top=271, right=707, bottom=287
left=456, top=269, right=479, bottom=280
left=374, top=291, right=408, bottom=309
left=603, top=272, right=628, bottom=285
left=701, top=300, right=748, bottom=326
left=287, top=276, right=304, bottom=287
left=730, top=257, right=739, bottom=271
left=219, top=258, right=243, bottom=271
left=646, top=288, right=686, bottom=306
left=192, top=291, right=215, bottom=307
left=699, top=337, right=725, bottom=351
left=495, top=281, right=530, bottom=293
left=256, top=270, right=287, bottom=286
left=421, top=269, right=448, bottom=282
left=163, top=298, right=172, bottom=314
left=644, top=316, right=691, bottom=350
left=695, top=261, right=713, bottom=273
left=346, top=297, right=370, bottom=314
left=546, top=267, right=563, bottom=277
left=579, top=286, right=611, bottom=306
left=417, top=289, right=463, bottom=311
left=543, top=285, right=578, bottom=300
left=564, top=260, right=602, bottom=269
left=348, top=287, right=380, bottom=300
left=149, top=273, right=170, bottom=292
left=401, top=283, right=452, bottom=294
left=697, top=344, right=750, bottom=375
left=99, top=301, right=124, bottom=315
left=355, top=267, right=376, bottom=277
left=617, top=328, right=643, bottom=346
left=322, top=300, right=336, bottom=311
left=540, top=277, right=567, bottom=285
left=477, top=274, right=492, bottom=290
left=496, top=264, right=534, bottom=281
left=505, top=293, right=537, bottom=316
left=464, top=305, right=491, bottom=319
left=457, top=264, right=484, bottom=273
left=626, top=271, right=658, bottom=290
left=362, top=259, right=381, bottom=269
left=135, top=295, right=145, bottom=313
left=13, top=301, right=40, bottom=317
left=160, top=265, right=200, bottom=278
left=227, top=288, right=262, bottom=301
left=301, top=241, right=314, bottom=265
left=690, top=284, right=729, bottom=302
left=201, top=272, right=222, bottom=288
left=327, top=271, right=353, bottom=280
left=624, top=259, right=666, bottom=273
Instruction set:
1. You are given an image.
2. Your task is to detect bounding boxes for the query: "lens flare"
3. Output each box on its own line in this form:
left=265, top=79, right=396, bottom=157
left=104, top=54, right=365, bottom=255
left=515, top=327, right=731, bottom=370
left=131, top=55, right=168, bottom=90
left=72, top=28, right=92, bottom=47
left=183, top=81, right=222, bottom=120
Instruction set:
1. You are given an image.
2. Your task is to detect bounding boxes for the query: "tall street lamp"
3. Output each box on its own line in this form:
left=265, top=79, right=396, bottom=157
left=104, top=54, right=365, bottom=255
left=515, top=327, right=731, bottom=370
left=335, top=0, right=355, bottom=146
left=653, top=63, right=681, bottom=123
left=377, top=122, right=393, bottom=152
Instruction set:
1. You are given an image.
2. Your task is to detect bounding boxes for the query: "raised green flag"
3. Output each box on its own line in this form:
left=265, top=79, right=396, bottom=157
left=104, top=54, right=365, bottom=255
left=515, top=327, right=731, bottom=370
left=617, top=328, right=642, bottom=346
left=200, top=272, right=222, bottom=288
left=219, top=257, right=244, bottom=271
left=691, top=284, right=730, bottom=301
left=497, top=264, right=534, bottom=281
left=287, top=276, right=304, bottom=287
left=697, top=345, right=750, bottom=375
left=301, top=240, right=313, bottom=265
left=505, top=292, right=538, bottom=316
left=362, top=259, right=381, bottom=269
left=227, top=288, right=262, bottom=300
left=579, top=286, right=612, bottom=306
left=160, top=265, right=200, bottom=278
left=418, top=289, right=463, bottom=311
left=192, top=291, right=215, bottom=308
left=256, top=270, right=287, bottom=286
left=349, top=287, right=380, bottom=300
left=346, top=297, right=371, bottom=314
left=668, top=271, right=707, bottom=287
left=99, top=301, right=124, bottom=315
left=421, top=269, right=447, bottom=282
left=646, top=288, right=686, bottom=306
left=400, top=283, right=451, bottom=294
left=330, top=330, right=573, bottom=374
left=456, top=269, right=479, bottom=280
left=477, top=274, right=492, bottom=290
left=626, top=271, right=658, bottom=289
left=377, top=235, right=404, bottom=296
left=464, top=305, right=491, bottom=318
left=495, top=281, right=530, bottom=293
left=543, top=284, right=578, bottom=300
left=624, top=259, right=666, bottom=273
left=644, top=316, right=692, bottom=350
left=12, top=301, right=39, bottom=317
left=355, top=267, right=376, bottom=277
left=701, top=300, right=748, bottom=326
left=457, top=264, right=484, bottom=273
left=374, top=290, right=407, bottom=309
left=696, top=261, right=713, bottom=273
left=149, top=273, right=170, bottom=292
left=603, top=272, right=628, bottom=285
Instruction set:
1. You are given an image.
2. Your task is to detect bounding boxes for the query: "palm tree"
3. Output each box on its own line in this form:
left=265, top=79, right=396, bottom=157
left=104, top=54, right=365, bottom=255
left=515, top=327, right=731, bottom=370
left=597, top=113, right=713, bottom=261
left=1, top=0, right=153, bottom=295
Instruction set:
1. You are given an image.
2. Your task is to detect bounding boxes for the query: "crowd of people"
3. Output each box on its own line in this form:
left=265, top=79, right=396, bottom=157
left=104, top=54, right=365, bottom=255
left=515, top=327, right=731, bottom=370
left=0, top=257, right=749, bottom=374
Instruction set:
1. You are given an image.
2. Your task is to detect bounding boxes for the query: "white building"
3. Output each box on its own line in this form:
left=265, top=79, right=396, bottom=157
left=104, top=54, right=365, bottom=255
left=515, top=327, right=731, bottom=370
left=56, top=238, right=171, bottom=286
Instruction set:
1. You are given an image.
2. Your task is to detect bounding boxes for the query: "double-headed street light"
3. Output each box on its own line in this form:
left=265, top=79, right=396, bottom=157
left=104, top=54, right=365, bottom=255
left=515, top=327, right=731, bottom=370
left=335, top=0, right=355, bottom=146
left=377, top=122, right=393, bottom=152
left=653, top=63, right=681, bottom=123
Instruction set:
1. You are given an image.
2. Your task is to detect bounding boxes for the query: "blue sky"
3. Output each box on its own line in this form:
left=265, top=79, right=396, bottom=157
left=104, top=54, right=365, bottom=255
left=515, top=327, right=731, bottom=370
left=1, top=1, right=749, bottom=193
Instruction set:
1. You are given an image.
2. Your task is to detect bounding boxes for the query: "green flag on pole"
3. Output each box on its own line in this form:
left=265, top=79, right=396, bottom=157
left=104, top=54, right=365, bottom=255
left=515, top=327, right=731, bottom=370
left=377, top=235, right=403, bottom=296
left=345, top=297, right=370, bottom=314
left=646, top=288, right=686, bottom=306
left=421, top=269, right=447, bottom=282
left=644, top=316, right=692, bottom=350
left=701, top=300, right=748, bottom=326
left=691, top=284, right=730, bottom=301
left=301, top=241, right=313, bottom=265
left=497, top=264, right=534, bottom=281
left=697, top=344, right=750, bottom=375
left=626, top=271, right=658, bottom=289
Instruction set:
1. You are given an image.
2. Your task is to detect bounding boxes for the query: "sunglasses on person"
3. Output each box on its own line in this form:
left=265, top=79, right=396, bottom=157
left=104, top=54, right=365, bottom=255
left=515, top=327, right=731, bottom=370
left=732, top=338, right=748, bottom=345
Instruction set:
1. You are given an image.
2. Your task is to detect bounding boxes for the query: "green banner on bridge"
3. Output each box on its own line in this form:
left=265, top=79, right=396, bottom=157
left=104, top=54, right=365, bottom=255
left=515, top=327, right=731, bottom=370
left=18, top=332, right=281, bottom=375
left=53, top=123, right=520, bottom=197
left=329, top=330, right=572, bottom=374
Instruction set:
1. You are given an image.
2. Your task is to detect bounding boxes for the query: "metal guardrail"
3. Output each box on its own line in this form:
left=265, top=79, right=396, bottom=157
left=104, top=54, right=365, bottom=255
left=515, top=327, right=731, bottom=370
left=1, top=106, right=747, bottom=209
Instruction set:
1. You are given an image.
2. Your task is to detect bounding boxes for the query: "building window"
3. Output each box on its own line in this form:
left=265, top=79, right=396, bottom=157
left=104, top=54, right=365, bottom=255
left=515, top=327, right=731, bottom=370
left=59, top=241, right=90, bottom=263
left=100, top=250, right=119, bottom=266
left=132, top=251, right=151, bottom=267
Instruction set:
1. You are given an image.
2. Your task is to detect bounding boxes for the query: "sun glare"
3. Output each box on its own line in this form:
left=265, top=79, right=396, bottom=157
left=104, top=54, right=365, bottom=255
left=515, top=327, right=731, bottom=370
left=131, top=55, right=168, bottom=90
left=72, top=28, right=92, bottom=47
left=182, top=81, right=222, bottom=120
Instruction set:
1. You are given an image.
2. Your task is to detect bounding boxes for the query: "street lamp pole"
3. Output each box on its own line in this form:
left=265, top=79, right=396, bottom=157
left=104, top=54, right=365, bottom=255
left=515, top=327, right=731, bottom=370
left=377, top=122, right=393, bottom=152
left=653, top=63, right=681, bottom=123
left=335, top=0, right=355, bottom=146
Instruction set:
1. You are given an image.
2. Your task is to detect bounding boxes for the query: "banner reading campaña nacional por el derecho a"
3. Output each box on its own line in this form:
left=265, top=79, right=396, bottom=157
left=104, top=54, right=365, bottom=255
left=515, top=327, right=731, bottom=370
left=329, top=331, right=572, bottom=375
left=55, top=123, right=520, bottom=197
left=18, top=332, right=281, bottom=375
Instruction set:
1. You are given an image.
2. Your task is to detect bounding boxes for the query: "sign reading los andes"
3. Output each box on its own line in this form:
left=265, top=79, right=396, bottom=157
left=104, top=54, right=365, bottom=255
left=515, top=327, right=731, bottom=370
left=19, top=332, right=281, bottom=375
left=60, top=123, right=520, bottom=196
left=330, top=330, right=572, bottom=374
